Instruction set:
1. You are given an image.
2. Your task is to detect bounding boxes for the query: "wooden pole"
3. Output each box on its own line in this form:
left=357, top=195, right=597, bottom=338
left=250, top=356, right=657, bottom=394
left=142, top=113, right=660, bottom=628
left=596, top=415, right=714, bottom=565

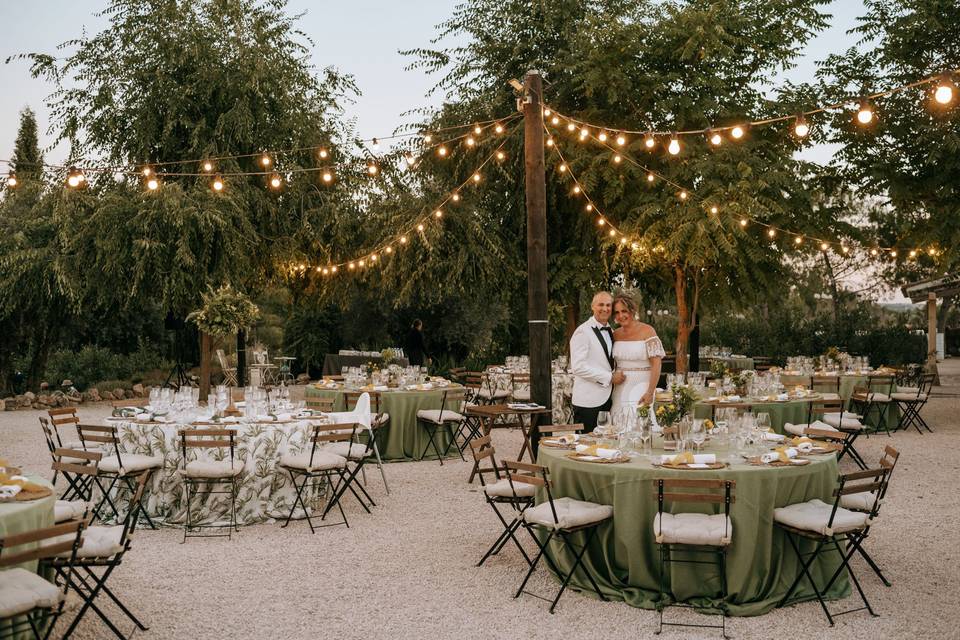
left=926, top=292, right=939, bottom=379
left=523, top=70, right=551, bottom=424
left=199, top=332, right=211, bottom=399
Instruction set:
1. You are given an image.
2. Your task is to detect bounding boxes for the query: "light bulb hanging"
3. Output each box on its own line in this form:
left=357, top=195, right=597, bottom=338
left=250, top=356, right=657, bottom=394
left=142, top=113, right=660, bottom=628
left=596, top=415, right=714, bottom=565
left=730, top=125, right=746, bottom=140
left=269, top=174, right=283, bottom=189
left=642, top=133, right=654, bottom=149
left=211, top=174, right=225, bottom=192
left=667, top=136, right=681, bottom=155
left=707, top=130, right=722, bottom=146
left=794, top=115, right=810, bottom=138
left=260, top=153, right=272, bottom=168
left=856, top=100, right=875, bottom=125
left=5, top=171, right=16, bottom=188
left=934, top=74, right=956, bottom=105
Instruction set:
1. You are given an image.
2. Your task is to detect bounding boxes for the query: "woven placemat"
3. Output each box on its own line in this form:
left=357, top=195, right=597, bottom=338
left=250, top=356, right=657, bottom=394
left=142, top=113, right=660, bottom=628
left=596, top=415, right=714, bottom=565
left=15, top=486, right=53, bottom=501
left=565, top=453, right=632, bottom=464
left=653, top=462, right=728, bottom=470
left=744, top=456, right=811, bottom=467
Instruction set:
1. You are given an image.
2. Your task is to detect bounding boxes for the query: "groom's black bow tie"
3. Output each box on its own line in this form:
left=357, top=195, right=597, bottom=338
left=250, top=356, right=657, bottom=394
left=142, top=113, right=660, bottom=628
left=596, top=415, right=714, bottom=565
left=600, top=326, right=613, bottom=334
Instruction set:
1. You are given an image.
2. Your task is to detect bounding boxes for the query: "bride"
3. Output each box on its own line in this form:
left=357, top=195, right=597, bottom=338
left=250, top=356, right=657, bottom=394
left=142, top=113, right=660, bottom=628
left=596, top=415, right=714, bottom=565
left=611, top=294, right=665, bottom=411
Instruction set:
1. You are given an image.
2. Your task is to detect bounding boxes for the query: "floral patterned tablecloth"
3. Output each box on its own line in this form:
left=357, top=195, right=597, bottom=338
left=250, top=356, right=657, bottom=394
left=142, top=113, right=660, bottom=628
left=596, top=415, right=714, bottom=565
left=115, top=419, right=325, bottom=526
left=486, top=370, right=575, bottom=424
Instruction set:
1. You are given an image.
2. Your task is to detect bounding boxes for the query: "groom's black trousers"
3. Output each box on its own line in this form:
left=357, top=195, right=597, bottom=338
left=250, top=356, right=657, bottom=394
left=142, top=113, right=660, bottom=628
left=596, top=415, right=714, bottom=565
left=572, top=395, right=613, bottom=433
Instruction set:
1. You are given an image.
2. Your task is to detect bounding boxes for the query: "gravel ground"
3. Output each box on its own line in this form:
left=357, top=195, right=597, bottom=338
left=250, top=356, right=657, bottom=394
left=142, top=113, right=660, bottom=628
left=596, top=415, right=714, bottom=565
left=2, top=380, right=958, bottom=640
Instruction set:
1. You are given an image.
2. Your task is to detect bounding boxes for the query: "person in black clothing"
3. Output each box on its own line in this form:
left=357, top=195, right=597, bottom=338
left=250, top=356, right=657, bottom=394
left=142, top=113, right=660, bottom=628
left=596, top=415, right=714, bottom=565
left=405, top=319, right=431, bottom=367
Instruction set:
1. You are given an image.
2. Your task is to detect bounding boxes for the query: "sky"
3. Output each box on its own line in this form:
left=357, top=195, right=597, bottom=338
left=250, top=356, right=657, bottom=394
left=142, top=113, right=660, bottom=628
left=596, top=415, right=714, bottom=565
left=0, top=0, right=868, bottom=165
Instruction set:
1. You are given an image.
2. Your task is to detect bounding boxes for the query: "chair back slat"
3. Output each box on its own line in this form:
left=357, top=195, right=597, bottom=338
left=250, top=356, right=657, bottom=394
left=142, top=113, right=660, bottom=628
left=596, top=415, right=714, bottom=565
left=53, top=447, right=102, bottom=462
left=111, top=398, right=149, bottom=407
left=345, top=391, right=381, bottom=413
left=654, top=478, right=735, bottom=540
left=0, top=520, right=85, bottom=567
left=538, top=424, right=583, bottom=436
left=306, top=397, right=336, bottom=411
left=804, top=428, right=848, bottom=442
left=311, top=422, right=357, bottom=443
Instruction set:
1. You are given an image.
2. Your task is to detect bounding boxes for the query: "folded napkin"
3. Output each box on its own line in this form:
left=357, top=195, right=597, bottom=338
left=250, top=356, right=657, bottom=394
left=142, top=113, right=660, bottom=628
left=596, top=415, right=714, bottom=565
left=763, top=432, right=786, bottom=442
left=777, top=393, right=789, bottom=401
left=220, top=416, right=240, bottom=424
left=0, top=485, right=22, bottom=500
left=0, top=474, right=46, bottom=493
left=659, top=453, right=716, bottom=465
left=725, top=395, right=741, bottom=402
left=554, top=433, right=579, bottom=444
left=421, top=383, right=433, bottom=390
left=574, top=444, right=621, bottom=459
left=135, top=413, right=152, bottom=423
left=761, top=447, right=798, bottom=464
left=373, top=385, right=389, bottom=391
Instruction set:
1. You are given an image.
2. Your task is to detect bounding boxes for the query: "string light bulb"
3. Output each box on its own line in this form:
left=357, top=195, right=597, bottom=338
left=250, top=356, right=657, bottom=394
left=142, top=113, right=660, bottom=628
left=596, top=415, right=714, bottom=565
left=358, top=259, right=365, bottom=267
left=597, top=218, right=605, bottom=226
left=567, top=123, right=576, bottom=132
left=66, top=167, right=83, bottom=188
left=260, top=153, right=272, bottom=167
left=405, top=154, right=416, bottom=167
left=551, top=116, right=560, bottom=125
left=646, top=173, right=655, bottom=183
left=331, top=266, right=338, bottom=273
left=613, top=154, right=622, bottom=164
left=466, top=136, right=476, bottom=147
left=579, top=127, right=590, bottom=140
left=322, top=171, right=333, bottom=183
left=371, top=138, right=380, bottom=150
left=730, top=125, right=746, bottom=140
left=211, top=175, right=225, bottom=192
left=416, top=223, right=425, bottom=232
left=870, top=248, right=879, bottom=256
left=856, top=100, right=875, bottom=125
left=820, top=242, right=829, bottom=251
left=890, top=250, right=897, bottom=258
left=451, top=192, right=461, bottom=202
left=573, top=185, right=581, bottom=194
left=767, top=228, right=776, bottom=238
left=608, top=229, right=616, bottom=237
left=473, top=172, right=481, bottom=182
left=667, top=136, right=681, bottom=155
left=794, top=115, right=810, bottom=138
left=496, top=151, right=506, bottom=160
left=202, top=160, right=214, bottom=173
left=909, top=249, right=917, bottom=258
left=740, top=218, right=748, bottom=227
left=598, top=131, right=608, bottom=142
left=434, top=209, right=443, bottom=218
left=6, top=171, right=16, bottom=188
left=558, top=163, right=567, bottom=173
left=616, top=134, right=627, bottom=147
left=423, top=134, right=433, bottom=143
left=146, top=177, right=159, bottom=191
left=437, top=146, right=448, bottom=157
left=319, top=149, right=329, bottom=159
left=495, top=123, right=505, bottom=134
left=385, top=247, right=393, bottom=254
left=934, top=74, right=956, bottom=105
left=473, top=125, right=482, bottom=135
left=367, top=163, right=379, bottom=176
left=400, top=235, right=408, bottom=244
left=708, top=130, right=723, bottom=146
left=794, top=236, right=803, bottom=245
left=709, top=205, right=718, bottom=214
left=678, top=190, right=688, bottom=201
left=269, top=174, right=283, bottom=189
left=643, top=133, right=654, bottom=149
left=142, top=166, right=153, bottom=177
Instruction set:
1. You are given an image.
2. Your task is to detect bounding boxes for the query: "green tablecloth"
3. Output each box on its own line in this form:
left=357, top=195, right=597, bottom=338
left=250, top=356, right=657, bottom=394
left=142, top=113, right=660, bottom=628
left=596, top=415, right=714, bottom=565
left=304, top=385, right=462, bottom=461
left=694, top=400, right=811, bottom=434
left=0, top=476, right=56, bottom=640
left=537, top=447, right=848, bottom=616
left=700, top=356, right=755, bottom=372
left=777, top=375, right=899, bottom=431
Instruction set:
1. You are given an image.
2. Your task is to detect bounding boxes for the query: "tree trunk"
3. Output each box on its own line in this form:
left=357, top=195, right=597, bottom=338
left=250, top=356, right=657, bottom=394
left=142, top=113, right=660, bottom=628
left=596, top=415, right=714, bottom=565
left=822, top=252, right=840, bottom=323
left=564, top=295, right=580, bottom=357
left=674, top=265, right=691, bottom=374
left=236, top=329, right=246, bottom=387
left=27, top=307, right=60, bottom=390
left=200, top=332, right=211, bottom=399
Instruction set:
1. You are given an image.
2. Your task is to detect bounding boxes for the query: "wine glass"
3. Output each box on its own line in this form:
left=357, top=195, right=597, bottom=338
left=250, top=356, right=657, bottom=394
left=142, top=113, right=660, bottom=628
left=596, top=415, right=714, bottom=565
left=756, top=412, right=772, bottom=434
left=596, top=411, right=610, bottom=437
left=690, top=419, right=706, bottom=453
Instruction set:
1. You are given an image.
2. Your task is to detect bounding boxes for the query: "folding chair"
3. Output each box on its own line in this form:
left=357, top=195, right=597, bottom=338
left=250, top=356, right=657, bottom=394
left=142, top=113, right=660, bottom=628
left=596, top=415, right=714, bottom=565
left=306, top=396, right=335, bottom=412
left=448, top=367, right=466, bottom=384
left=537, top=424, right=585, bottom=438
left=815, top=398, right=869, bottom=470
left=653, top=478, right=735, bottom=638
left=510, top=460, right=613, bottom=613
left=850, top=375, right=895, bottom=435
left=50, top=447, right=103, bottom=520
left=178, top=428, right=243, bottom=542
left=835, top=445, right=900, bottom=587
left=77, top=423, right=163, bottom=529
left=892, top=373, right=935, bottom=433
left=215, top=349, right=238, bottom=386
left=809, top=376, right=841, bottom=401
left=0, top=519, right=85, bottom=640
left=416, top=388, right=467, bottom=464
left=472, top=371, right=510, bottom=405
left=46, top=407, right=85, bottom=450
left=510, top=372, right=531, bottom=402
left=277, top=422, right=368, bottom=532
left=468, top=436, right=533, bottom=567
left=45, top=472, right=154, bottom=640
left=344, top=391, right=390, bottom=494
left=774, top=467, right=887, bottom=626
left=110, top=398, right=149, bottom=409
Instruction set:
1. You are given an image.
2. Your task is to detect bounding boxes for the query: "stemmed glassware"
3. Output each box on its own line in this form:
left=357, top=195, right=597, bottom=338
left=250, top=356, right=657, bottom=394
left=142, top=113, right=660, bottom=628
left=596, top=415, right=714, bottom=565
left=690, top=419, right=706, bottom=453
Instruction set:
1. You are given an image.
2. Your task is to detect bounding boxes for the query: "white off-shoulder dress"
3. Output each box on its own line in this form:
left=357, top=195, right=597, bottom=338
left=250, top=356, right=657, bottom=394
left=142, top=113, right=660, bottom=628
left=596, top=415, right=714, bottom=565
left=611, top=336, right=666, bottom=410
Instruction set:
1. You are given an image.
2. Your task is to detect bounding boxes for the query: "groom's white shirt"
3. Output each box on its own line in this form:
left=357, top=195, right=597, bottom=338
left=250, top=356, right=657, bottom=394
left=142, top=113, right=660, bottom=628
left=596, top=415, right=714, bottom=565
left=570, top=316, right=614, bottom=408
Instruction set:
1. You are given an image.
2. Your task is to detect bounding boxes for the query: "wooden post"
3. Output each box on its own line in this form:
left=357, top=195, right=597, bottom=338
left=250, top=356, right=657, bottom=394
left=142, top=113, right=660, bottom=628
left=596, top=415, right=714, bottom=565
left=236, top=329, right=246, bottom=388
left=523, top=70, right=552, bottom=426
left=199, top=332, right=211, bottom=399
left=926, top=292, right=939, bottom=377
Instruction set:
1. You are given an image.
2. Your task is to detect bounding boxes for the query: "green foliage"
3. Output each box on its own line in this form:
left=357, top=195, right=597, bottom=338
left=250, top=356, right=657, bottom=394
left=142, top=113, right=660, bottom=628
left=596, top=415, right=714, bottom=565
left=11, top=107, right=43, bottom=181
left=41, top=342, right=171, bottom=391
left=188, top=285, right=260, bottom=339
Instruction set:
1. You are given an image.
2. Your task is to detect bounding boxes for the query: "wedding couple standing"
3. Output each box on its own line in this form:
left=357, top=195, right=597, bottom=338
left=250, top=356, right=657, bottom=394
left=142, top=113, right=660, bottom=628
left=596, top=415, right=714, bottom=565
left=570, top=291, right=665, bottom=431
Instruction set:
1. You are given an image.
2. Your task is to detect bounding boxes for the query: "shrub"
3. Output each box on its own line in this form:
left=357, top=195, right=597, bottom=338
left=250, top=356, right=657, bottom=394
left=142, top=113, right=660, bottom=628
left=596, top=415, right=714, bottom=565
left=40, top=342, right=172, bottom=391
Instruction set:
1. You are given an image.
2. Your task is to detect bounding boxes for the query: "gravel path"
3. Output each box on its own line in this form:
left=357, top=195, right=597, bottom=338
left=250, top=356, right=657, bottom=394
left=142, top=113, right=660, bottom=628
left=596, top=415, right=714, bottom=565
left=1, top=384, right=958, bottom=640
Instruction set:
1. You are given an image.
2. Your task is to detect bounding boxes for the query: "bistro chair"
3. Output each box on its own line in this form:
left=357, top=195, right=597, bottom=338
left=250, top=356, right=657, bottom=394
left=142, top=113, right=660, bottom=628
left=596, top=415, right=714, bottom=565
left=809, top=376, right=842, bottom=401
left=0, top=519, right=85, bottom=640
left=45, top=472, right=153, bottom=640
left=537, top=424, right=585, bottom=438
left=178, top=428, right=243, bottom=542
left=277, top=422, right=369, bottom=532
left=344, top=391, right=390, bottom=494
left=510, top=372, right=531, bottom=402
left=416, top=388, right=467, bottom=464
left=215, top=349, right=238, bottom=386
left=110, top=398, right=150, bottom=409
left=850, top=375, right=896, bottom=435
left=46, top=407, right=86, bottom=451
left=305, top=396, right=336, bottom=412
left=510, top=460, right=613, bottom=613
left=892, top=373, right=935, bottom=433
left=50, top=447, right=103, bottom=522
left=774, top=467, right=888, bottom=626
left=468, top=436, right=533, bottom=567
left=816, top=398, right=869, bottom=470
left=76, top=424, right=163, bottom=529
left=652, top=478, right=735, bottom=638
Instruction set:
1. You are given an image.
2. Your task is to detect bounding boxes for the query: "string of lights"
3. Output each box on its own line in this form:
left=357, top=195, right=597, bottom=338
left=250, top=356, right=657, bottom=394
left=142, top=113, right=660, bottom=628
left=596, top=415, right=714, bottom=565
left=546, top=122, right=941, bottom=261
left=0, top=113, right=521, bottom=189
left=540, top=68, right=957, bottom=152
left=284, top=120, right=521, bottom=276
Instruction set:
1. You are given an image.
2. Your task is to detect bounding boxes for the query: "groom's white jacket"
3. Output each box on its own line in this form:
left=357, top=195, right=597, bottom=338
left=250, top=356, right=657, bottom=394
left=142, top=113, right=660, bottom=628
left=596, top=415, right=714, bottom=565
left=570, top=317, right=615, bottom=408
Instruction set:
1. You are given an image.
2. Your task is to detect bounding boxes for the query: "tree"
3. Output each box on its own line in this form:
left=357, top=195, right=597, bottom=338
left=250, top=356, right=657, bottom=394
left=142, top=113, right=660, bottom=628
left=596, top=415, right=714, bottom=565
left=11, top=107, right=43, bottom=181
left=405, top=0, right=841, bottom=370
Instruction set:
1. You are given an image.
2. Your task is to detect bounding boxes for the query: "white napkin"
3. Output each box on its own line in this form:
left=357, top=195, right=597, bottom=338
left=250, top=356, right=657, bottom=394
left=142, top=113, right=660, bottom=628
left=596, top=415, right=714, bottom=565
left=574, top=444, right=621, bottom=459
left=135, top=413, right=152, bottom=423
left=420, top=383, right=433, bottom=390
left=0, top=485, right=22, bottom=500
left=763, top=432, right=786, bottom=442
left=659, top=453, right=716, bottom=464
left=325, top=392, right=372, bottom=429
left=777, top=393, right=789, bottom=401
left=373, top=385, right=389, bottom=391
left=761, top=447, right=798, bottom=463
left=725, top=395, right=742, bottom=402
left=220, top=416, right=240, bottom=424
left=554, top=434, right=579, bottom=444
left=808, top=420, right=838, bottom=432
left=795, top=441, right=814, bottom=453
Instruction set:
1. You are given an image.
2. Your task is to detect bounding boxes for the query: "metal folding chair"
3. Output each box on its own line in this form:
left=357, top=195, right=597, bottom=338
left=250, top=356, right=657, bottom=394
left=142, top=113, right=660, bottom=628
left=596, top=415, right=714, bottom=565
left=46, top=407, right=86, bottom=450
left=178, top=428, right=243, bottom=542
left=892, top=373, right=935, bottom=433
left=809, top=375, right=842, bottom=401
left=774, top=467, right=887, bottom=626
left=851, top=375, right=895, bottom=435
left=468, top=436, right=533, bottom=567
left=815, top=398, right=869, bottom=470
left=510, top=460, right=613, bottom=613
left=416, top=388, right=467, bottom=464
left=0, top=518, right=85, bottom=640
left=344, top=391, right=390, bottom=494
left=653, top=478, right=735, bottom=638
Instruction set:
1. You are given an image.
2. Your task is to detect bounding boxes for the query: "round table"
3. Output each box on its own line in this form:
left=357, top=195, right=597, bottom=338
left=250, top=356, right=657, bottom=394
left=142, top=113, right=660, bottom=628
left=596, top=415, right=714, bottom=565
left=694, top=399, right=814, bottom=434
left=699, top=356, right=755, bottom=372
left=775, top=374, right=899, bottom=431
left=304, top=385, right=463, bottom=461
left=536, top=446, right=849, bottom=616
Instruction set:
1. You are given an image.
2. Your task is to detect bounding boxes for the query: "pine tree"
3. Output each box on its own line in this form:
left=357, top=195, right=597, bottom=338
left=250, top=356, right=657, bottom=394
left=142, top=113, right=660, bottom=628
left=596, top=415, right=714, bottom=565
left=11, top=107, right=43, bottom=181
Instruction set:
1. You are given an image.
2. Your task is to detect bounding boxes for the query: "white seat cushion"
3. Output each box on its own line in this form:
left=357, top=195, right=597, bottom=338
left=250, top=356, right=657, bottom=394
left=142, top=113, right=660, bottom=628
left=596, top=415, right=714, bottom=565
left=322, top=442, right=371, bottom=460
left=279, top=451, right=346, bottom=472
left=867, top=393, right=892, bottom=403
left=654, top=512, right=732, bottom=546
left=99, top=454, right=163, bottom=475
left=818, top=392, right=841, bottom=401
left=511, top=389, right=531, bottom=401
left=483, top=478, right=536, bottom=499
left=523, top=497, right=612, bottom=529
left=372, top=413, right=390, bottom=428
left=74, top=526, right=125, bottom=558
left=416, top=409, right=465, bottom=424
left=477, top=388, right=510, bottom=399
left=0, top=568, right=63, bottom=617
left=895, top=386, right=919, bottom=395
left=891, top=392, right=927, bottom=402
left=774, top=499, right=870, bottom=535
left=180, top=460, right=243, bottom=478
left=54, top=500, right=89, bottom=523
left=839, top=491, right=879, bottom=512
left=822, top=413, right=864, bottom=430
left=785, top=420, right=839, bottom=437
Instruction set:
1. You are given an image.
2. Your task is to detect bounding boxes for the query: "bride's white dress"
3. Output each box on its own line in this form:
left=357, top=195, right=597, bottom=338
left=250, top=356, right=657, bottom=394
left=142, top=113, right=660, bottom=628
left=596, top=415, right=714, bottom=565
left=611, top=337, right=666, bottom=411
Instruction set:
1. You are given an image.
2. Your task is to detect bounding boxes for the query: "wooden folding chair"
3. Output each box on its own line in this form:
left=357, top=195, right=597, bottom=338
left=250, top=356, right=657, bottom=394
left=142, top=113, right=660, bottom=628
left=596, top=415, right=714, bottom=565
left=415, top=388, right=467, bottom=464
left=468, top=436, right=533, bottom=567
left=814, top=398, right=868, bottom=470
left=45, top=472, right=154, bottom=640
left=0, top=519, right=85, bottom=640
left=510, top=372, right=531, bottom=402
left=216, top=348, right=238, bottom=386
left=50, top=447, right=102, bottom=511
left=809, top=376, right=841, bottom=401
left=537, top=424, right=584, bottom=438
left=277, top=422, right=369, bottom=532
left=851, top=375, right=895, bottom=435
left=774, top=468, right=887, bottom=626
left=110, top=398, right=149, bottom=408
left=892, top=373, right=935, bottom=433
left=510, top=460, right=613, bottom=613
left=178, top=428, right=243, bottom=542
left=653, top=478, right=735, bottom=638
left=46, top=407, right=85, bottom=450
left=344, top=391, right=389, bottom=494
left=76, top=424, right=162, bottom=529
left=306, top=396, right=335, bottom=412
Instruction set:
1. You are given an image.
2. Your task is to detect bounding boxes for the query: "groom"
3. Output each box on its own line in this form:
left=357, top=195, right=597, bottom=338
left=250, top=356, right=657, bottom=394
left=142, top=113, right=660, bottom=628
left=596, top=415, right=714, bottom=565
left=570, top=291, right=625, bottom=432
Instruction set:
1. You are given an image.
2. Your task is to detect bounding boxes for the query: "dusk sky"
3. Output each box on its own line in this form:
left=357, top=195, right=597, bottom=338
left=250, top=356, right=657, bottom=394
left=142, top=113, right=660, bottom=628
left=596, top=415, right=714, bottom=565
left=0, top=1, right=868, bottom=166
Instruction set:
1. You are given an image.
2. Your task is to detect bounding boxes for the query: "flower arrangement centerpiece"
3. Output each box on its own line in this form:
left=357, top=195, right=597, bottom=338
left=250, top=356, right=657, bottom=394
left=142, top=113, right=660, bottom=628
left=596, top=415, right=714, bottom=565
left=730, top=369, right=754, bottom=396
left=381, top=348, right=398, bottom=362
left=709, top=359, right=727, bottom=379
left=187, top=285, right=260, bottom=339
left=824, top=346, right=844, bottom=366
left=653, top=384, right=698, bottom=427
